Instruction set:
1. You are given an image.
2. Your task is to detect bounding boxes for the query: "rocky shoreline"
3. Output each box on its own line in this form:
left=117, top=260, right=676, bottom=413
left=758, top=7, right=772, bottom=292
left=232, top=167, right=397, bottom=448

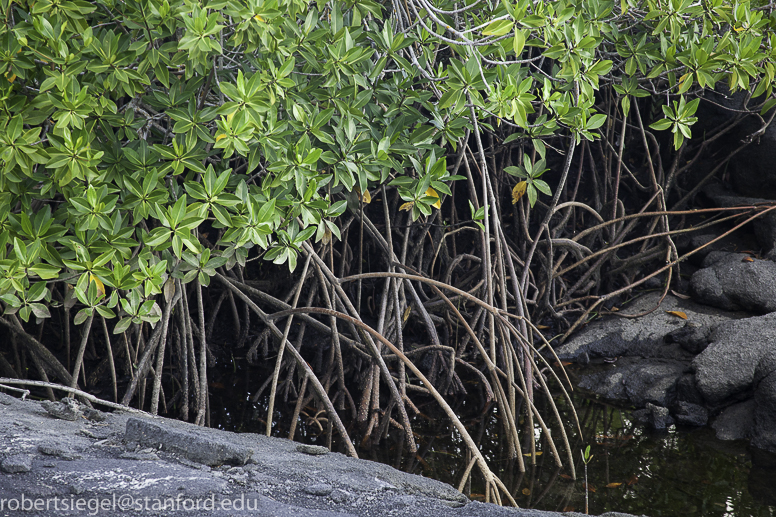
left=0, top=392, right=641, bottom=517
left=556, top=187, right=776, bottom=455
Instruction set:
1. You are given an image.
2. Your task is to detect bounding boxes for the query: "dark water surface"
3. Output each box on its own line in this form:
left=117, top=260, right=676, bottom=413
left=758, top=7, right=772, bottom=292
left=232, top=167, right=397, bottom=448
left=208, top=359, right=776, bottom=517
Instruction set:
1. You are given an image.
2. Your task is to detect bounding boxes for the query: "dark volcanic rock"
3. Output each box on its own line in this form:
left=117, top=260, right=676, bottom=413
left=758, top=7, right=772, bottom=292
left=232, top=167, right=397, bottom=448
left=675, top=374, right=704, bottom=405
left=712, top=400, right=755, bottom=441
left=690, top=252, right=776, bottom=313
left=632, top=403, right=674, bottom=430
left=692, top=312, right=776, bottom=404
left=576, top=358, right=686, bottom=408
left=6, top=394, right=642, bottom=517
left=624, top=360, right=686, bottom=407
left=1, top=454, right=33, bottom=473
left=125, top=417, right=254, bottom=466
left=752, top=370, right=776, bottom=453
left=555, top=293, right=740, bottom=363
left=673, top=401, right=708, bottom=426
left=665, top=322, right=711, bottom=354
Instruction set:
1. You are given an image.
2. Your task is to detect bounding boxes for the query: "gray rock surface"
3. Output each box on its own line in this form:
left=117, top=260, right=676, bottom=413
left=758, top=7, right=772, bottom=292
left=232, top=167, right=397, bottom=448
left=672, top=402, right=708, bottom=427
left=1, top=454, right=33, bottom=474
left=555, top=292, right=741, bottom=363
left=692, top=312, right=776, bottom=404
left=576, top=357, right=686, bottom=408
left=712, top=400, right=755, bottom=441
left=690, top=252, right=776, bottom=313
left=558, top=293, right=741, bottom=412
left=556, top=289, right=776, bottom=453
left=632, top=403, right=673, bottom=430
left=0, top=393, right=645, bottom=517
left=752, top=370, right=776, bottom=454
left=125, top=418, right=254, bottom=466
left=624, top=360, right=687, bottom=407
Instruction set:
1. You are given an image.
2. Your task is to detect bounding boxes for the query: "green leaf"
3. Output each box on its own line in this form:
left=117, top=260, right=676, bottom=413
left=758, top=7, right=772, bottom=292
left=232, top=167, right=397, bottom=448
left=95, top=305, right=116, bottom=319
left=761, top=98, right=776, bottom=116
left=29, top=303, right=51, bottom=319
left=587, top=114, right=607, bottom=130
left=650, top=119, right=673, bottom=131
left=113, top=317, right=133, bottom=334
left=295, top=226, right=316, bottom=244
left=483, top=19, right=514, bottom=37
left=74, top=307, right=93, bottom=325
left=513, top=29, right=526, bottom=55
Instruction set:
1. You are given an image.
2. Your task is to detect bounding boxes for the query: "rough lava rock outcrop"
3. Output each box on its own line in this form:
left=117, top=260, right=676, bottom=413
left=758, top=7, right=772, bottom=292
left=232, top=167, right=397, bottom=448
left=690, top=252, right=776, bottom=313
left=0, top=393, right=644, bottom=517
left=554, top=292, right=742, bottom=364
left=555, top=287, right=776, bottom=454
left=692, top=312, right=776, bottom=405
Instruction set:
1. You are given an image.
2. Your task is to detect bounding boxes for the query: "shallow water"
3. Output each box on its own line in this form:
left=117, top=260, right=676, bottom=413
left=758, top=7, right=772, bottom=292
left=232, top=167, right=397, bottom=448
left=208, top=358, right=776, bottom=517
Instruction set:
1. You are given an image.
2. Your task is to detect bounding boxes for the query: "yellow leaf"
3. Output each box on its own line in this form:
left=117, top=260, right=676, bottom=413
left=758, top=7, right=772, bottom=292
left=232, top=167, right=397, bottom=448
left=665, top=310, right=688, bottom=320
left=742, top=256, right=754, bottom=262
left=89, top=273, right=105, bottom=298
left=425, top=187, right=441, bottom=209
left=215, top=133, right=227, bottom=142
left=523, top=451, right=542, bottom=457
left=521, top=488, right=531, bottom=495
left=254, top=14, right=264, bottom=21
left=399, top=201, right=414, bottom=211
left=5, top=72, right=16, bottom=83
left=226, top=111, right=235, bottom=123
left=512, top=181, right=527, bottom=204
left=361, top=188, right=372, bottom=204
left=606, top=482, right=623, bottom=488
left=402, top=305, right=412, bottom=322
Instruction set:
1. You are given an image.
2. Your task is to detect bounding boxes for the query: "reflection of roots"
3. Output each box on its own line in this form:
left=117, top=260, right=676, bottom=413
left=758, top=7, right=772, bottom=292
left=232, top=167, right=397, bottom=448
left=302, top=408, right=328, bottom=434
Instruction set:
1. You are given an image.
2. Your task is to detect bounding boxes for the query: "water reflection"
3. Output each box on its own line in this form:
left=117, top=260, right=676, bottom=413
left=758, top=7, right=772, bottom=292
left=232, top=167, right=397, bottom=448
left=208, top=359, right=776, bottom=517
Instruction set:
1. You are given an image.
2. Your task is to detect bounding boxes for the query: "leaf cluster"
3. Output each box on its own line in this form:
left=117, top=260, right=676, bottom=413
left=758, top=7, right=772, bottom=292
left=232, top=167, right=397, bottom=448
left=1, top=0, right=775, bottom=329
